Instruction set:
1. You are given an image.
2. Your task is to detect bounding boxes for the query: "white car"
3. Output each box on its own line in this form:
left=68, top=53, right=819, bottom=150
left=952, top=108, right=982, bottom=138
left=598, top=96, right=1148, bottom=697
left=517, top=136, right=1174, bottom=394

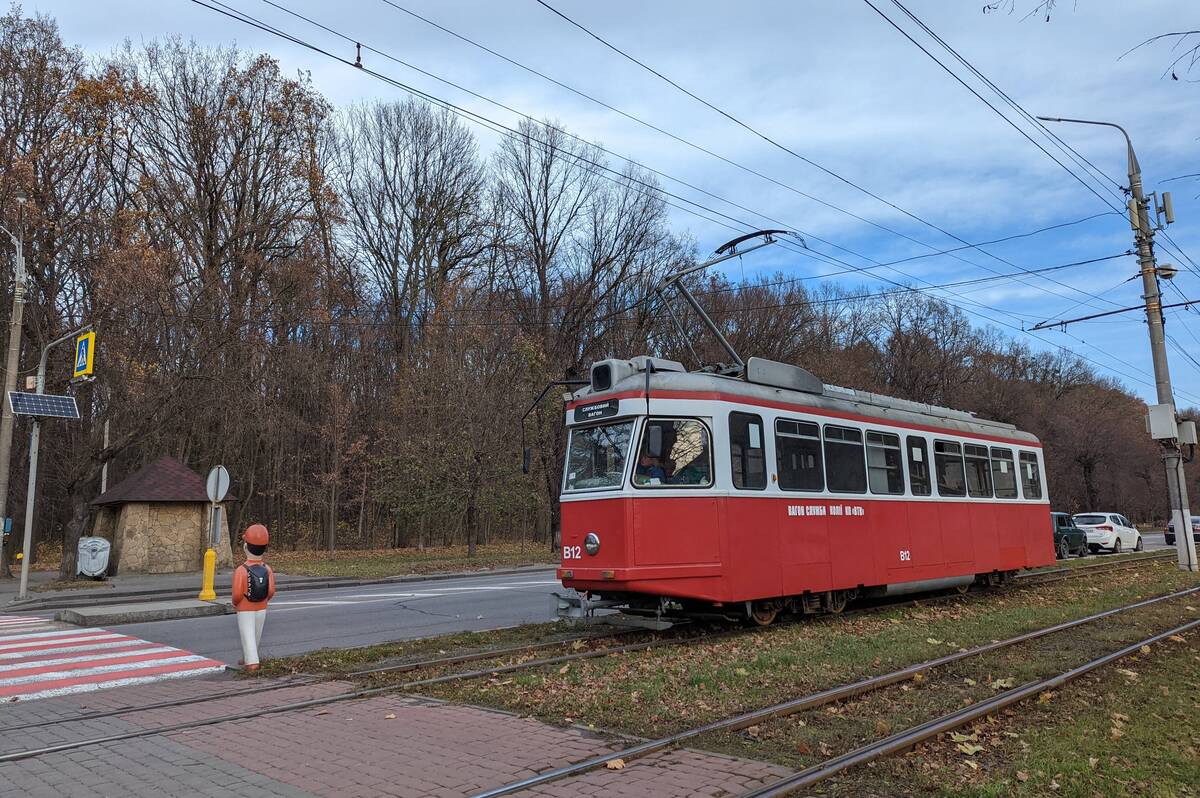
left=1072, top=512, right=1143, bottom=554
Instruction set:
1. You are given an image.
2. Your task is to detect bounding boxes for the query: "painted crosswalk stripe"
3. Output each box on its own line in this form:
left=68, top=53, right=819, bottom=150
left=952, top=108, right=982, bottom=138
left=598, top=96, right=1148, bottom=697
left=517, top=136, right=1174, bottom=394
left=0, top=614, right=225, bottom=702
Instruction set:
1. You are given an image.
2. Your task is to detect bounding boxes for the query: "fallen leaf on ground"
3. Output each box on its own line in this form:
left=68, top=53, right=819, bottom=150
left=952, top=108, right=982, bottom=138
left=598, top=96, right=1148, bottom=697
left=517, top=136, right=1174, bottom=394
left=1037, top=691, right=1055, bottom=705
left=384, top=713, right=396, bottom=720
left=949, top=732, right=978, bottom=743
left=963, top=678, right=977, bottom=687
left=1088, top=757, right=1099, bottom=769
left=1111, top=727, right=1125, bottom=740
left=956, top=743, right=984, bottom=756
left=926, top=638, right=942, bottom=645
left=1049, top=779, right=1060, bottom=791
left=1169, top=635, right=1187, bottom=643
left=1117, top=668, right=1139, bottom=680
left=1016, top=770, right=1029, bottom=782
left=558, top=664, right=570, bottom=674
left=912, top=672, right=925, bottom=683
left=1140, top=645, right=1152, bottom=655
left=990, top=678, right=1016, bottom=690
left=571, top=640, right=586, bottom=651
left=795, top=741, right=811, bottom=755
left=818, top=742, right=833, bottom=756
left=735, top=667, right=749, bottom=677
left=874, top=719, right=891, bottom=735
left=964, top=760, right=978, bottom=771
left=605, top=759, right=625, bottom=770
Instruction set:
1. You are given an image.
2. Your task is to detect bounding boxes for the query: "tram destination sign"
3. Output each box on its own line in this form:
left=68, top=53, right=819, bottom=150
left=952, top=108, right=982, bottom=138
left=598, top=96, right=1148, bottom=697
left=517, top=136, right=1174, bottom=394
left=574, top=399, right=619, bottom=423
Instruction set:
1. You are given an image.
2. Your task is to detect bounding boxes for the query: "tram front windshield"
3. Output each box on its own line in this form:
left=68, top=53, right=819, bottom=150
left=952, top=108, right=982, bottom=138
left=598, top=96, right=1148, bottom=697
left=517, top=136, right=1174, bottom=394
left=563, top=420, right=635, bottom=492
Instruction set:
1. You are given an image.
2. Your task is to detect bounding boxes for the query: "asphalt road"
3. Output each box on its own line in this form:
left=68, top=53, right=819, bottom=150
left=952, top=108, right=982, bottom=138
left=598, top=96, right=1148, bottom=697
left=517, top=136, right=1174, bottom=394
left=110, top=567, right=566, bottom=664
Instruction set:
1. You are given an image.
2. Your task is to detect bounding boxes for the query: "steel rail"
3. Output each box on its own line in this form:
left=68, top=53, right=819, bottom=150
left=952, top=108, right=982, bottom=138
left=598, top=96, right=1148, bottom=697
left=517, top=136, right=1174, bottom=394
left=345, top=631, right=638, bottom=677
left=0, top=676, right=320, bottom=734
left=2, top=552, right=1166, bottom=734
left=741, top=616, right=1200, bottom=797
left=465, top=584, right=1200, bottom=798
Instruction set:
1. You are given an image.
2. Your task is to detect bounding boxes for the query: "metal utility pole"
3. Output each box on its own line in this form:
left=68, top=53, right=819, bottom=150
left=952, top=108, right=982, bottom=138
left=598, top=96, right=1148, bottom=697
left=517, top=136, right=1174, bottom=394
left=16, top=325, right=91, bottom=599
left=1040, top=116, right=1198, bottom=572
left=0, top=204, right=25, bottom=576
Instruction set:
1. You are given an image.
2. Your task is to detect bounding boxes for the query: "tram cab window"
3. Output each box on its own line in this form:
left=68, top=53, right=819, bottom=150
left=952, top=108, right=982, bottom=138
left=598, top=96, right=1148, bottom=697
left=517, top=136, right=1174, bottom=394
left=964, top=444, right=993, bottom=498
left=823, top=425, right=867, bottom=493
left=934, top=440, right=966, bottom=497
left=776, top=419, right=823, bottom=492
left=1019, top=452, right=1043, bottom=499
left=730, top=412, right=766, bottom=490
left=562, top=420, right=636, bottom=492
left=633, top=418, right=712, bottom=488
left=990, top=447, right=1018, bottom=499
left=906, top=436, right=932, bottom=496
left=866, top=431, right=904, bottom=495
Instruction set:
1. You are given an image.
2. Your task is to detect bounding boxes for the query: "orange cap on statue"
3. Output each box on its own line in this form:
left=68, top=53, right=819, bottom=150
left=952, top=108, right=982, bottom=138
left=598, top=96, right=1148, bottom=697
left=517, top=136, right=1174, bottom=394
left=243, top=524, right=269, bottom=547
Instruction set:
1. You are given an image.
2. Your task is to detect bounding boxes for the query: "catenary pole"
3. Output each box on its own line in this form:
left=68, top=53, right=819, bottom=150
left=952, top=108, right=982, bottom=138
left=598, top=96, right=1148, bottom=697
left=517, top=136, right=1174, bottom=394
left=0, top=211, right=25, bottom=575
left=1040, top=117, right=1198, bottom=573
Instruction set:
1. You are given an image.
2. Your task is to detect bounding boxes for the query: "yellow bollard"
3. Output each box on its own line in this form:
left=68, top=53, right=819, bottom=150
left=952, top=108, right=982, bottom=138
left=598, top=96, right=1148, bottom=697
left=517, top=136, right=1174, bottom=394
left=198, top=548, right=217, bottom=601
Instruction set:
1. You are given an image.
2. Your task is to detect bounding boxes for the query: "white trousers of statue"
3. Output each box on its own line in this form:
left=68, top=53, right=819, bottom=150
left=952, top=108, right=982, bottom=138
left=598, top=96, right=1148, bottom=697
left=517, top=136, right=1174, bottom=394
left=236, top=609, right=267, bottom=666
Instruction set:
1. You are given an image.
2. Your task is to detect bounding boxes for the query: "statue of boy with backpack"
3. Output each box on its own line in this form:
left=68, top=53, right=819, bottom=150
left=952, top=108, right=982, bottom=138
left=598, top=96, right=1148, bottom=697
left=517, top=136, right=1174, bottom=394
left=232, top=524, right=276, bottom=671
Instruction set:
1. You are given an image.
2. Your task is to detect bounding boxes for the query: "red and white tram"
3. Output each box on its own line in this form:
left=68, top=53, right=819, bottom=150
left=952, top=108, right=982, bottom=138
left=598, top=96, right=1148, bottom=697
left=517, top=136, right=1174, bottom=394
left=556, top=355, right=1054, bottom=624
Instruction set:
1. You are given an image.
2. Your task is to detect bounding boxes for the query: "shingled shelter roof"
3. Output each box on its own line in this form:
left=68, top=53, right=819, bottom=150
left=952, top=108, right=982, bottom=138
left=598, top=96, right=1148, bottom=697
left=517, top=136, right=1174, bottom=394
left=92, top=456, right=235, bottom=507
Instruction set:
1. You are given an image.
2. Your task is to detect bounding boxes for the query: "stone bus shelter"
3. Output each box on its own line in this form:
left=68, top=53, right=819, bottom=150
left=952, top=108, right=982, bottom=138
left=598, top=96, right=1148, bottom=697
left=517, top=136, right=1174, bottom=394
left=90, top=456, right=235, bottom=574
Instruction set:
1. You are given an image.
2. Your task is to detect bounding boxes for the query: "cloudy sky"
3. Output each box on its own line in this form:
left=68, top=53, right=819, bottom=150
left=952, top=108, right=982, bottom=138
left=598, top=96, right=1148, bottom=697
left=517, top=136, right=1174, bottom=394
left=29, top=0, right=1200, bottom=405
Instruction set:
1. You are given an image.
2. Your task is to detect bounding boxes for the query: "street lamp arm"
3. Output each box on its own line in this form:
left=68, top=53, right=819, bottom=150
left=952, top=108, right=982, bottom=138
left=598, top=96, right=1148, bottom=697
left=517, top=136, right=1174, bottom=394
left=1036, top=116, right=1139, bottom=180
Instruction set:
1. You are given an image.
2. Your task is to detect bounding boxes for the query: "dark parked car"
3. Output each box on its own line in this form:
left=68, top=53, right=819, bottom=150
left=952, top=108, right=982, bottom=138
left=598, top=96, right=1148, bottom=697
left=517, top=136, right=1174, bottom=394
left=1165, top=515, right=1200, bottom=545
left=1051, top=512, right=1087, bottom=559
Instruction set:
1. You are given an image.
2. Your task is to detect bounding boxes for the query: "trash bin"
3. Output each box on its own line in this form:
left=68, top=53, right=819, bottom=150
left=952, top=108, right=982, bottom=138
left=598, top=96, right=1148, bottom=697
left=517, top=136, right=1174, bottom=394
left=77, top=537, right=111, bottom=578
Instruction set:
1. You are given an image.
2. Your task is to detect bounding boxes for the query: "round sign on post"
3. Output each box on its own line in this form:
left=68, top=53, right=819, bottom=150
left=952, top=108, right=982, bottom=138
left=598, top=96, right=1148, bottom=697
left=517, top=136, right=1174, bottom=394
left=206, top=465, right=230, bottom=504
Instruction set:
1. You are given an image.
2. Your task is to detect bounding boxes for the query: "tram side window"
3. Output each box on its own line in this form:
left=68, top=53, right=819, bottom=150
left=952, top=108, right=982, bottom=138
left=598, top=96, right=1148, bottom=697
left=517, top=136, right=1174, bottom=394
left=990, top=447, right=1018, bottom=499
left=934, top=440, right=966, bottom=497
left=823, top=425, right=867, bottom=493
left=730, top=412, right=767, bottom=490
left=906, top=436, right=932, bottom=496
left=633, top=418, right=712, bottom=488
left=964, top=444, right=993, bottom=498
left=1019, top=452, right=1043, bottom=499
left=866, top=431, right=904, bottom=495
left=776, top=419, right=823, bottom=492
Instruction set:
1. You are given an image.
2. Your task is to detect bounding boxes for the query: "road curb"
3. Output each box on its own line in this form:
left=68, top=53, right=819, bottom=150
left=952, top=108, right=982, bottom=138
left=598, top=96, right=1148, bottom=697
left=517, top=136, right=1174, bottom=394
left=7, top=564, right=557, bottom=612
left=56, top=599, right=235, bottom=626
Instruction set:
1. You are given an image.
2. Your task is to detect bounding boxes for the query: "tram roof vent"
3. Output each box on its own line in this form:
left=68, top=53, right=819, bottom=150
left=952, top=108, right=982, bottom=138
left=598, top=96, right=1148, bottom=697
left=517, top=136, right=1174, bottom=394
left=745, top=357, right=824, bottom=395
left=630, top=356, right=686, bottom=374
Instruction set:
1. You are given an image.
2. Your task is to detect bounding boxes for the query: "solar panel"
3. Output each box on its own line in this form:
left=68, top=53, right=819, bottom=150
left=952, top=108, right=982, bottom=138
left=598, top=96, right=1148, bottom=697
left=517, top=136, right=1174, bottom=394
left=8, top=392, right=80, bottom=419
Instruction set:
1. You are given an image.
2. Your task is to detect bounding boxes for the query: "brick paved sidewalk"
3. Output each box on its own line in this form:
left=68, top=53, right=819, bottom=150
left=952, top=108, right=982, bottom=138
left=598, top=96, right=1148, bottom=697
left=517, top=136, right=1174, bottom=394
left=0, top=675, right=793, bottom=798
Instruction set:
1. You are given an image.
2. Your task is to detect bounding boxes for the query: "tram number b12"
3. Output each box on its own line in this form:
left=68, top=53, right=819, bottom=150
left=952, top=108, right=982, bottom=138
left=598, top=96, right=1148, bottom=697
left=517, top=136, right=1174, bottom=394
left=563, top=545, right=583, bottom=560
left=899, top=549, right=911, bottom=562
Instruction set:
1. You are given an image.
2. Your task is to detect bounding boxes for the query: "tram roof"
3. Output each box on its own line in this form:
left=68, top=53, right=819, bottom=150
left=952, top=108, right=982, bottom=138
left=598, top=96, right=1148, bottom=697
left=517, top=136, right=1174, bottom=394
left=574, top=357, right=1038, bottom=444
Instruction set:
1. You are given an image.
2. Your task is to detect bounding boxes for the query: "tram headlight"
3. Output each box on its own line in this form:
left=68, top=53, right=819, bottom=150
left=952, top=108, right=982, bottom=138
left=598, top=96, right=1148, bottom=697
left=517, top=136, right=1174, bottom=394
left=584, top=532, right=601, bottom=556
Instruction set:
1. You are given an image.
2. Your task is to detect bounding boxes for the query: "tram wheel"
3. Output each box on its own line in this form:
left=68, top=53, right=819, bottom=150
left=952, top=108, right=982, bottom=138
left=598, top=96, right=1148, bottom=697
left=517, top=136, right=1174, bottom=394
left=955, top=581, right=971, bottom=595
left=825, top=590, right=848, bottom=614
left=748, top=601, right=779, bottom=626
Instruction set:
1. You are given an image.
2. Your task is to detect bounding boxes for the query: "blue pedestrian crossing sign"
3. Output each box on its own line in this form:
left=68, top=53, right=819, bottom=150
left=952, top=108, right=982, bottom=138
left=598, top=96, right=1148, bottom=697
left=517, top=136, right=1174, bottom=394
left=73, top=331, right=95, bottom=379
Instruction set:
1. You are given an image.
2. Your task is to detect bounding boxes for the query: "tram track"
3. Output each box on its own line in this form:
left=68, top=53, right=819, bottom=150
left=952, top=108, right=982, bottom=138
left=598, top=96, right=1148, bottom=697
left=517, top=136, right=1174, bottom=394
left=464, top=582, right=1200, bottom=797
left=740, top=617, right=1200, bottom=797
left=0, top=551, right=1171, bottom=737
